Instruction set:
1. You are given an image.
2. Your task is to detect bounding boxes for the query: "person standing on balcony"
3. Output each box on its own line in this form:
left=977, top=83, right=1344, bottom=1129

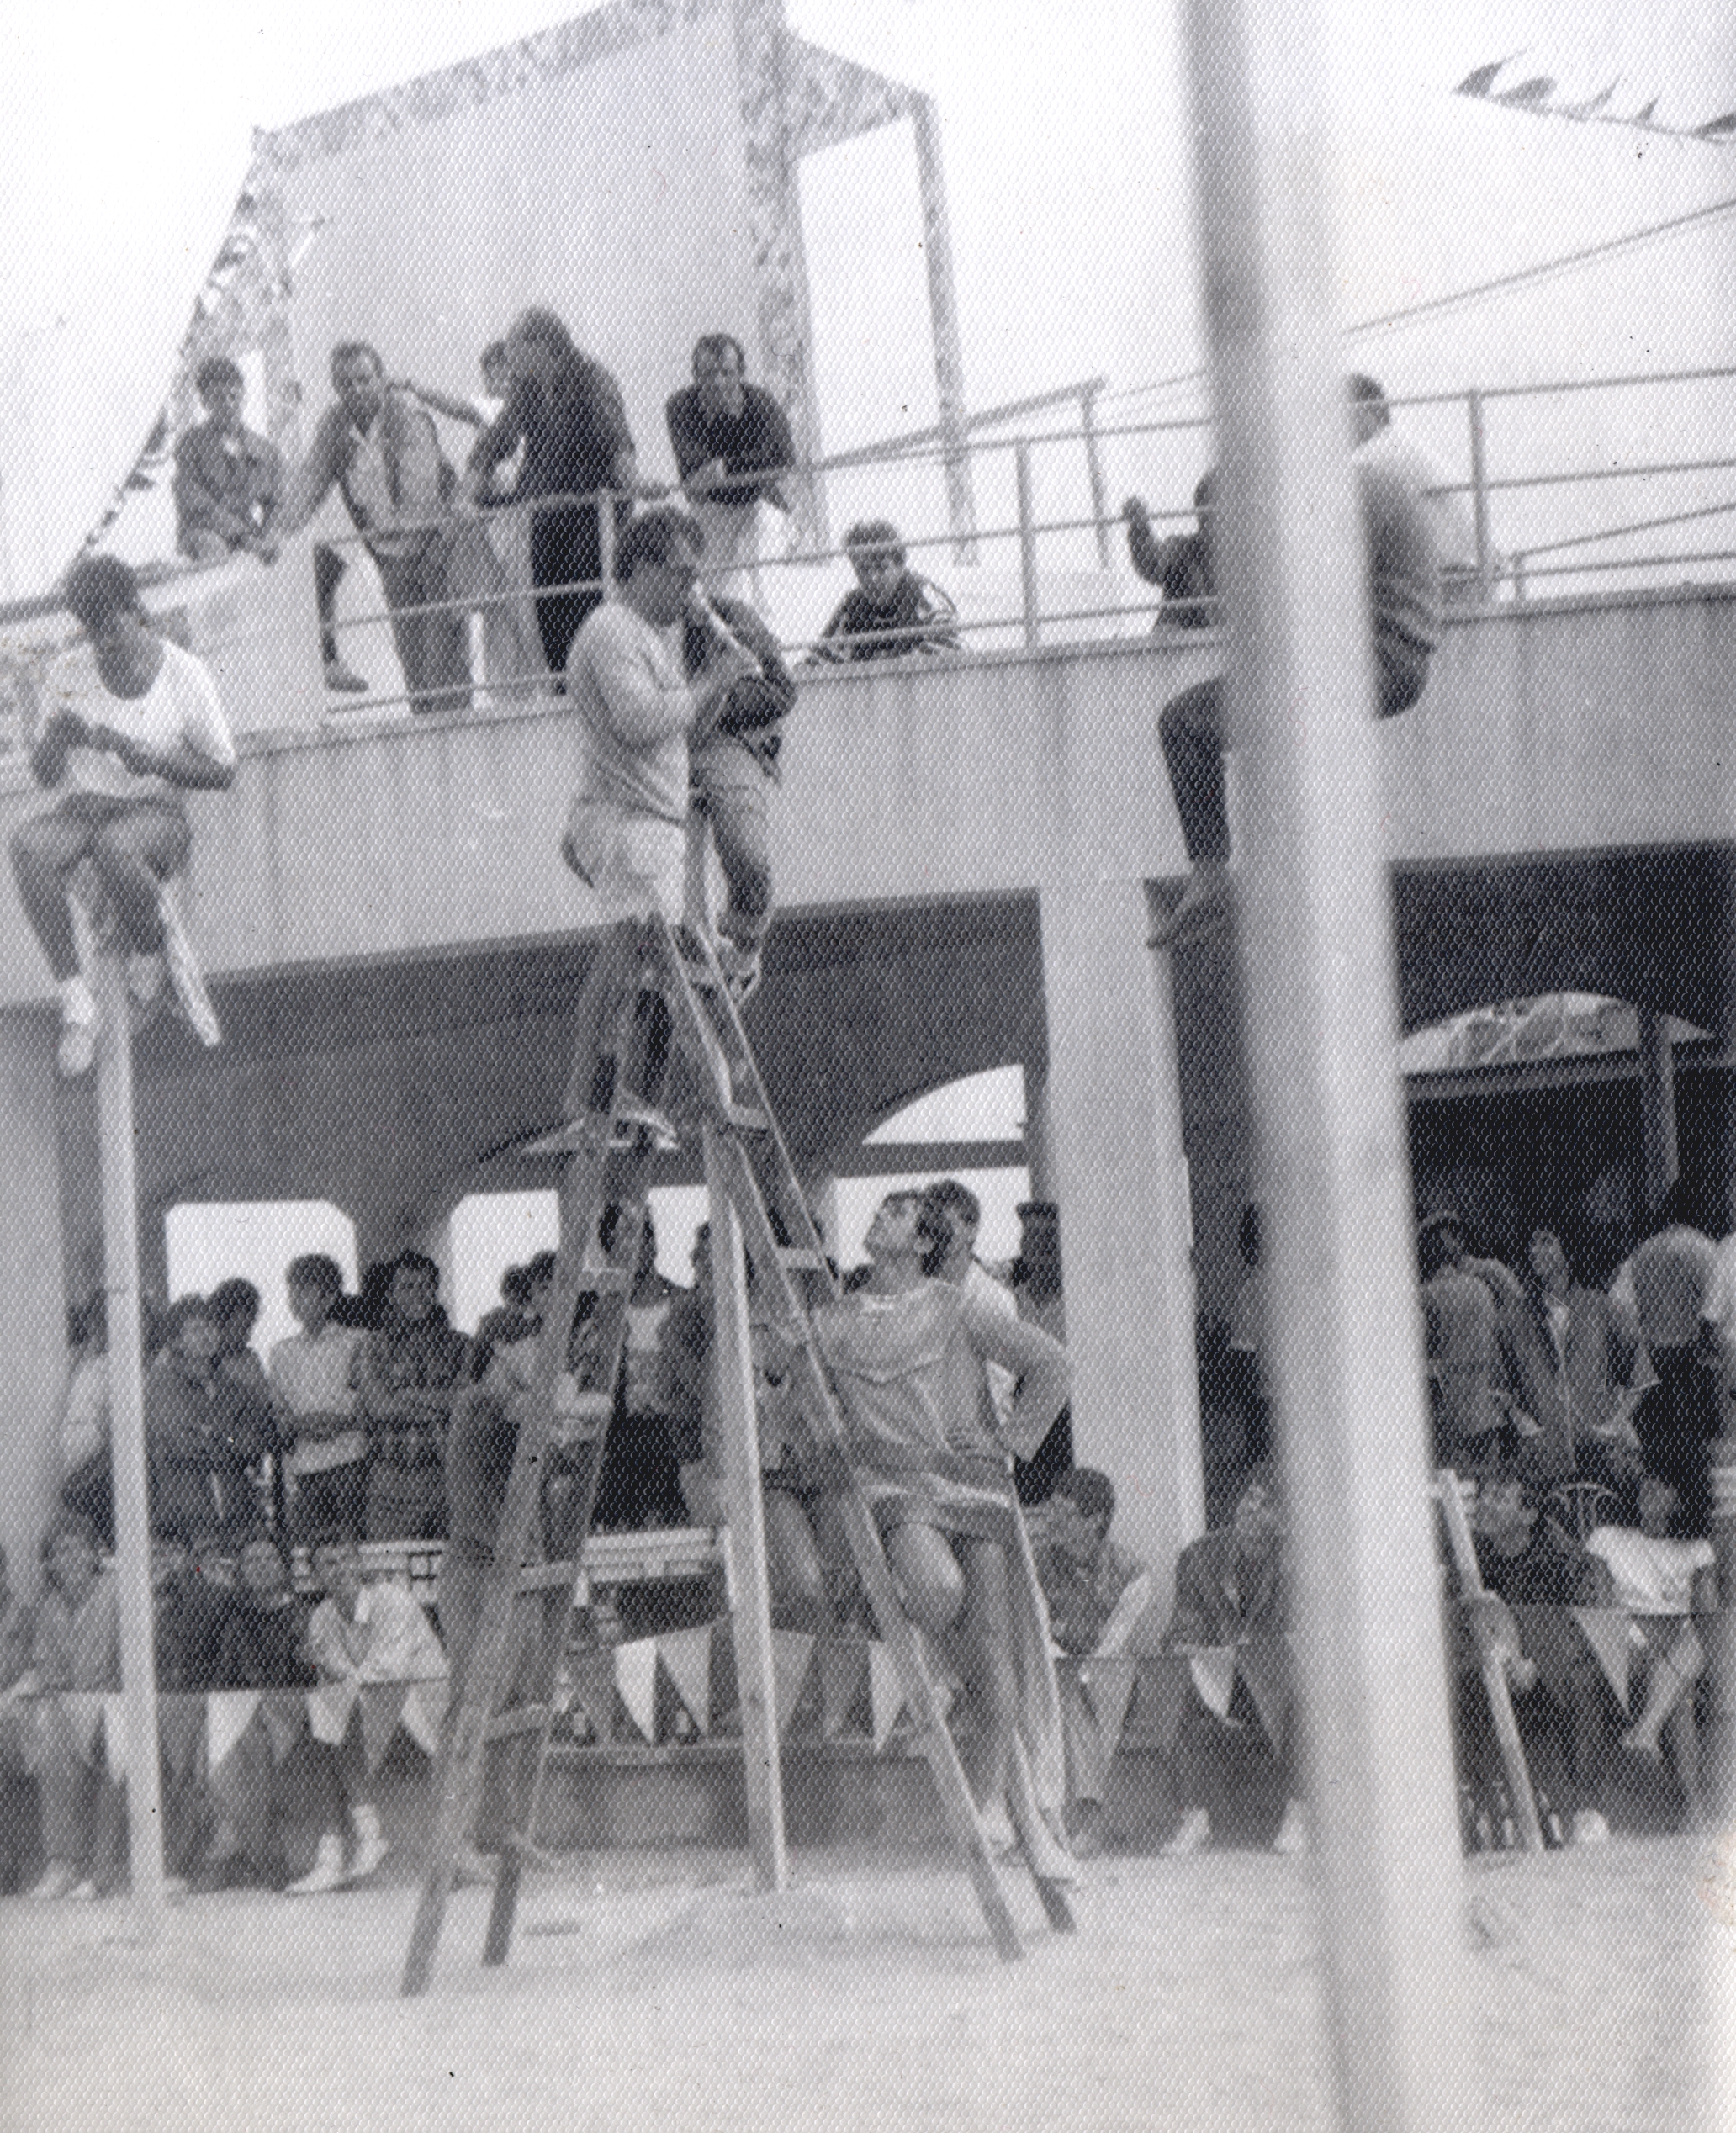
left=275, top=341, right=471, bottom=715
left=172, top=356, right=282, bottom=565
left=463, top=310, right=649, bottom=679
left=8, top=554, right=236, bottom=1076
left=810, top=521, right=961, bottom=664
left=664, top=335, right=795, bottom=600
left=399, top=341, right=546, bottom=704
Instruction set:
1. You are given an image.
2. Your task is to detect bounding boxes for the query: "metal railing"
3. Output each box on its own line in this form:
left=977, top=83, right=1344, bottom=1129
left=2, top=360, right=1733, bottom=729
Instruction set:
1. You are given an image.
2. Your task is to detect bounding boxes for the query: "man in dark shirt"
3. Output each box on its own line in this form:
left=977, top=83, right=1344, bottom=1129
left=173, top=357, right=282, bottom=564
left=665, top=335, right=795, bottom=598
left=1121, top=474, right=1215, bottom=632
left=1154, top=384, right=1441, bottom=941
left=1162, top=1463, right=1305, bottom=1853
left=357, top=1252, right=470, bottom=1539
left=465, top=308, right=643, bottom=675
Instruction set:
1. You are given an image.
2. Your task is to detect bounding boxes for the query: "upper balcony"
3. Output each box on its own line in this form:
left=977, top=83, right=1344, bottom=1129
left=0, top=367, right=1729, bottom=1033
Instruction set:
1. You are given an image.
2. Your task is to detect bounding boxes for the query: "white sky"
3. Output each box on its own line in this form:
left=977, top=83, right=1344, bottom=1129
left=2, top=2, right=1734, bottom=591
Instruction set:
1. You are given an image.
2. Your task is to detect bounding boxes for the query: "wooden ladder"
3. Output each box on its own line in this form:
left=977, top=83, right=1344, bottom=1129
left=400, top=914, right=1069, bottom=1993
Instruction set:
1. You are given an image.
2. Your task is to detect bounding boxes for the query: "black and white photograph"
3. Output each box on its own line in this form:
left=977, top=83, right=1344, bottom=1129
left=0, top=3, right=1731, bottom=2126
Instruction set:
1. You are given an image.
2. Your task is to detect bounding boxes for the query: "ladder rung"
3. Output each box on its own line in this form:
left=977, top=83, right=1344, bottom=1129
left=777, top=1246, right=829, bottom=1273
left=723, top=1103, right=770, bottom=1133
left=514, top=1561, right=580, bottom=1593
left=485, top=1706, right=553, bottom=1742
left=577, top=1268, right=632, bottom=1294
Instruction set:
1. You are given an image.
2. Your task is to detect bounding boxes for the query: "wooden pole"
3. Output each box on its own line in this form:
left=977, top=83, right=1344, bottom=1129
left=704, top=1130, right=788, bottom=1891
left=1638, top=1006, right=1680, bottom=1211
left=93, top=945, right=167, bottom=1939
left=1178, top=3, right=1469, bottom=2128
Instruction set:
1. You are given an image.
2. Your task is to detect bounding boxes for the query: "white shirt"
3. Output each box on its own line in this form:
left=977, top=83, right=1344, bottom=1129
left=306, top=1578, right=448, bottom=1682
left=567, top=602, right=693, bottom=825
left=270, top=1322, right=364, bottom=1475
left=1586, top=1527, right=1716, bottom=1616
left=1353, top=426, right=1483, bottom=580
left=43, top=638, right=236, bottom=802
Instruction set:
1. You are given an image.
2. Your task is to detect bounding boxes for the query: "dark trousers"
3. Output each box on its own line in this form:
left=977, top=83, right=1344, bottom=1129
left=531, top=498, right=631, bottom=675
left=1634, top=1345, right=1722, bottom=1538
left=10, top=794, right=190, bottom=980
left=374, top=537, right=471, bottom=715
left=1158, top=630, right=1431, bottom=866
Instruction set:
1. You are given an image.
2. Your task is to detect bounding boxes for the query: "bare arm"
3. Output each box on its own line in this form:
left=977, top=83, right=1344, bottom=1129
left=962, top=1297, right=1069, bottom=1462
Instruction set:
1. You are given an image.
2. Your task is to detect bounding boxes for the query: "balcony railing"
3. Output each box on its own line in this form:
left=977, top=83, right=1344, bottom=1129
left=1, top=360, right=1733, bottom=731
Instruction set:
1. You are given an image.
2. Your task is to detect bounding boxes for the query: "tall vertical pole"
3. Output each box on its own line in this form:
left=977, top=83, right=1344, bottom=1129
left=1178, top=6, right=1468, bottom=2131
left=1466, top=389, right=1494, bottom=602
left=1080, top=384, right=1112, bottom=570
left=909, top=93, right=978, bottom=564
left=93, top=946, right=166, bottom=1940
left=703, top=1134, right=788, bottom=1892
left=1014, top=442, right=1041, bottom=649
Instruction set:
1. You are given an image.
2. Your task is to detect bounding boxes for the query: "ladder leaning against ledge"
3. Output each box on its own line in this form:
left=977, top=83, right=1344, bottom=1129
left=400, top=912, right=1072, bottom=1994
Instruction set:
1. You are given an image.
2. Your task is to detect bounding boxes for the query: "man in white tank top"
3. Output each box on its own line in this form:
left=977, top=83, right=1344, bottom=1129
left=9, top=554, right=236, bottom=1074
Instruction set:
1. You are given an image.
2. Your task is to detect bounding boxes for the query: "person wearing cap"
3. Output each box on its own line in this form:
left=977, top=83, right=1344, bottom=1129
left=1161, top=1463, right=1305, bottom=1855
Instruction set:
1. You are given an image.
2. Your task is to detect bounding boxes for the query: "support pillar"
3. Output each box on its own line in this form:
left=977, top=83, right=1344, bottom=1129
left=1035, top=876, right=1202, bottom=1602
left=1022, top=1068, right=1058, bottom=1205
left=0, top=1012, right=71, bottom=1595
left=1179, top=1, right=1466, bottom=2125
left=1638, top=1006, right=1679, bottom=1213
left=910, top=93, right=978, bottom=563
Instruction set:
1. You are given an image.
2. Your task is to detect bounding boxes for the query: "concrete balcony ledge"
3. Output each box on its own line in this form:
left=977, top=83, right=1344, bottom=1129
left=0, top=578, right=1728, bottom=1009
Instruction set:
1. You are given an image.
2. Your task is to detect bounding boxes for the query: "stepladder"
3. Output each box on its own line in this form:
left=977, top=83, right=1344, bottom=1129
left=402, top=911, right=1073, bottom=1994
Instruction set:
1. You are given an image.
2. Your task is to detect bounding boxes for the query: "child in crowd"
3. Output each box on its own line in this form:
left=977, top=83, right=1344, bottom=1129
left=270, top=1254, right=367, bottom=1541
left=812, top=520, right=961, bottom=664
left=1586, top=1469, right=1717, bottom=1829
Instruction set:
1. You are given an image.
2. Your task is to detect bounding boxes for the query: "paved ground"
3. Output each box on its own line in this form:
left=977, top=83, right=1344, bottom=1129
left=1, top=1834, right=1731, bottom=2132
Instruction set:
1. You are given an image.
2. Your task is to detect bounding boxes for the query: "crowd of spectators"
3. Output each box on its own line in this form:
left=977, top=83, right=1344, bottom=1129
left=169, top=315, right=964, bottom=717
left=7, top=1155, right=1730, bottom=1898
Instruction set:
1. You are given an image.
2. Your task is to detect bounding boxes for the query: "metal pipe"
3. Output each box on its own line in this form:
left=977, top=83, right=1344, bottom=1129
left=1467, top=389, right=1494, bottom=601
left=1014, top=442, right=1040, bottom=648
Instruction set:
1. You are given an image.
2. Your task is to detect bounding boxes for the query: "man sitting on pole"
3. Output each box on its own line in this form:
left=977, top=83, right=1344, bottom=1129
left=8, top=554, right=236, bottom=1076
left=1153, top=386, right=1441, bottom=940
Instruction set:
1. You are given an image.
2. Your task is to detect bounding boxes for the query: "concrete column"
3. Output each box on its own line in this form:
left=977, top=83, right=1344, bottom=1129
left=1022, top=1068, right=1058, bottom=1204
left=0, top=1012, right=71, bottom=1590
left=1036, top=876, right=1203, bottom=1603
